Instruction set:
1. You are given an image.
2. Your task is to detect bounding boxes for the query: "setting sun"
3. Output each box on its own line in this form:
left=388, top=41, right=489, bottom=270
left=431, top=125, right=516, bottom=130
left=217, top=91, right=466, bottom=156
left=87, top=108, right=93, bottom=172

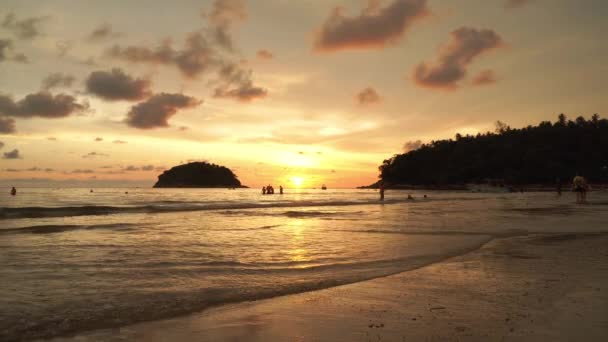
left=290, top=176, right=304, bottom=187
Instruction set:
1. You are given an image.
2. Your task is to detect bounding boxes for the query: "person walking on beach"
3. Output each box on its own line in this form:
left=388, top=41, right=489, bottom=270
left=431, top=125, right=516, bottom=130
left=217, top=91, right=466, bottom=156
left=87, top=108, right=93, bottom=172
left=10, top=187, right=17, bottom=196
left=262, top=186, right=267, bottom=195
left=379, top=182, right=385, bottom=201
left=279, top=185, right=283, bottom=195
left=572, top=174, right=588, bottom=204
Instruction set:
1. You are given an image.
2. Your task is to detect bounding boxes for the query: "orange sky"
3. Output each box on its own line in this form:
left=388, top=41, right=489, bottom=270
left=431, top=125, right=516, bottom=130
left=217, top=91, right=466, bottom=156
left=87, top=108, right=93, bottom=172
left=1, top=0, right=607, bottom=188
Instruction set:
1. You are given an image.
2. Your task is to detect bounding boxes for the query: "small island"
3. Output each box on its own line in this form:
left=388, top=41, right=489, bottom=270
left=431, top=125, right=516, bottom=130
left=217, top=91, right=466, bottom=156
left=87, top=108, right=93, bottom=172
left=153, top=162, right=246, bottom=188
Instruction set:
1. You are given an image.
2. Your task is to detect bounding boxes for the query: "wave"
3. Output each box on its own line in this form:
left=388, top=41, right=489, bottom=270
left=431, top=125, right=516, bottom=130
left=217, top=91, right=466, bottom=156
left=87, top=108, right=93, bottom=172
left=2, top=236, right=492, bottom=341
left=0, top=223, right=137, bottom=235
left=0, top=199, right=410, bottom=220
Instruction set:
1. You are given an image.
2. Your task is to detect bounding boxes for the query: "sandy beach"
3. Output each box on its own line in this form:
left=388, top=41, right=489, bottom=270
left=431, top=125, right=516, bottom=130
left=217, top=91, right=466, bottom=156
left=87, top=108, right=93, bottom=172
left=49, top=232, right=608, bottom=342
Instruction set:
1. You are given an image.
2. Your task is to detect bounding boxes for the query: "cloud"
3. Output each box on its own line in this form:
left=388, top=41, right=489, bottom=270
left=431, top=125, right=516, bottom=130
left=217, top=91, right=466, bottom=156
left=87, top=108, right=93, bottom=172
left=107, top=32, right=215, bottom=78
left=256, top=49, right=274, bottom=60
left=124, top=165, right=140, bottom=171
left=12, top=52, right=28, bottom=63
left=123, top=164, right=155, bottom=172
left=505, top=0, right=533, bottom=8
left=403, top=139, right=422, bottom=152
left=0, top=92, right=89, bottom=119
left=213, top=63, right=268, bottom=102
left=47, top=137, right=57, bottom=141
left=113, top=139, right=127, bottom=144
left=86, top=68, right=151, bottom=101
left=41, top=73, right=75, bottom=90
left=88, top=23, right=122, bottom=41
left=413, top=27, right=503, bottom=89
left=356, top=87, right=381, bottom=105
left=70, top=169, right=95, bottom=174
left=125, top=93, right=201, bottom=129
left=314, top=0, right=429, bottom=52
left=207, top=0, right=247, bottom=51
left=472, top=69, right=497, bottom=86
left=0, top=38, right=28, bottom=63
left=82, top=151, right=109, bottom=158
left=0, top=116, right=16, bottom=133
left=178, top=126, right=189, bottom=131
left=1, top=12, right=48, bottom=40
left=94, top=137, right=103, bottom=142
left=55, top=40, right=72, bottom=57
left=3, top=149, right=21, bottom=159
left=141, top=165, right=155, bottom=171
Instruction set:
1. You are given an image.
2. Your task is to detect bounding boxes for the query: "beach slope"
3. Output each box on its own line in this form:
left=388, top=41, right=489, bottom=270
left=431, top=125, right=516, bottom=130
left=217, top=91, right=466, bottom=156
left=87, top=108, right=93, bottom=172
left=53, top=233, right=608, bottom=341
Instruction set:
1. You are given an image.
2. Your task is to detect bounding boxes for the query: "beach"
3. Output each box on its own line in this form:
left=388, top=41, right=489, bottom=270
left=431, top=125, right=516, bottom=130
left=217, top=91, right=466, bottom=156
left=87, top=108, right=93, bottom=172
left=51, top=232, right=608, bottom=342
left=2, top=189, right=608, bottom=341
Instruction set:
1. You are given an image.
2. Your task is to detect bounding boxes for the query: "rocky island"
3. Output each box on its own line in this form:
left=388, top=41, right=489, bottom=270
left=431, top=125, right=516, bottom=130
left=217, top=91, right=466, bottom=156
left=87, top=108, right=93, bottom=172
left=153, top=162, right=245, bottom=188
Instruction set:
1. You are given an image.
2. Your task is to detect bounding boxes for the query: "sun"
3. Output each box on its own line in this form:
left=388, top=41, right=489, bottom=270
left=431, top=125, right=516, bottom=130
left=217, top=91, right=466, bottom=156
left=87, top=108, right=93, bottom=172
left=290, top=176, right=304, bottom=187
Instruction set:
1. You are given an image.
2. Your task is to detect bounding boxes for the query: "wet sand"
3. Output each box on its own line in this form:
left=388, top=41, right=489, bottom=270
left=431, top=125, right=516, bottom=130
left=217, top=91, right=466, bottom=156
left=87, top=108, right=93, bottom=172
left=51, top=233, right=608, bottom=341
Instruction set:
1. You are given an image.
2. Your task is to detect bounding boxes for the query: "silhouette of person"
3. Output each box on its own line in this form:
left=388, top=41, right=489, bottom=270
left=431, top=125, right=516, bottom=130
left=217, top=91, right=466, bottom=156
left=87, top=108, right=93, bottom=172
left=407, top=194, right=414, bottom=200
left=556, top=178, right=562, bottom=196
left=379, top=182, right=385, bottom=201
left=573, top=174, right=588, bottom=204
left=10, top=187, right=17, bottom=196
left=262, top=186, right=267, bottom=195
left=279, top=185, right=283, bottom=194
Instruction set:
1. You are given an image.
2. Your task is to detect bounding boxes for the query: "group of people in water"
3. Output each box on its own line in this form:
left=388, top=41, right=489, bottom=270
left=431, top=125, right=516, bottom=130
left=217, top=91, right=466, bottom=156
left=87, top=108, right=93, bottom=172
left=262, top=185, right=283, bottom=195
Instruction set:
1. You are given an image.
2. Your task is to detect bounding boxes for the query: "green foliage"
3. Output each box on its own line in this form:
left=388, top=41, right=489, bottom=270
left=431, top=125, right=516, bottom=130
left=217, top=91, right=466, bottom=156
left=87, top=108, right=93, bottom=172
left=380, top=114, right=608, bottom=185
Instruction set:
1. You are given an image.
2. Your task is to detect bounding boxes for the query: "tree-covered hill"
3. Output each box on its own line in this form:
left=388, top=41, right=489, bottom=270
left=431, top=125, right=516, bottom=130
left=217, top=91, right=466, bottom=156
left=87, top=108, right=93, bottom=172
left=154, top=162, right=244, bottom=188
left=378, top=114, right=608, bottom=186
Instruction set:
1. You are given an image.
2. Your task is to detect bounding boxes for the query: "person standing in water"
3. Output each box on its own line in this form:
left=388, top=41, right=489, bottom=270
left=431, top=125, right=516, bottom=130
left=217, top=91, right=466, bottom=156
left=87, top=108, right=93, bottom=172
left=279, top=185, right=283, bottom=194
left=262, top=186, right=267, bottom=195
left=10, top=187, right=17, bottom=196
left=379, top=182, right=385, bottom=201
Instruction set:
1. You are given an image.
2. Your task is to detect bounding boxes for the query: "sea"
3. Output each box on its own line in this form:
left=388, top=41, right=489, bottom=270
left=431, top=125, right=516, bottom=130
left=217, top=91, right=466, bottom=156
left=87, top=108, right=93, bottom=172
left=1, top=188, right=607, bottom=340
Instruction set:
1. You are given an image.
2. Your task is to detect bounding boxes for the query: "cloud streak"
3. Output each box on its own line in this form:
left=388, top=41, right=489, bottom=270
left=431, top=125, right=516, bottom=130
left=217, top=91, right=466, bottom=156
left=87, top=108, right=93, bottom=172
left=0, top=92, right=89, bottom=119
left=125, top=93, right=201, bottom=129
left=355, top=87, right=381, bottom=105
left=1, top=12, right=48, bottom=40
left=471, top=69, right=497, bottom=86
left=88, top=23, right=122, bottom=41
left=0, top=39, right=28, bottom=63
left=413, top=27, right=503, bottom=89
left=213, top=63, right=268, bottom=102
left=41, top=73, right=75, bottom=90
left=314, top=0, right=429, bottom=52
left=106, top=32, right=215, bottom=78
left=86, top=68, right=151, bottom=101
left=3, top=149, right=21, bottom=159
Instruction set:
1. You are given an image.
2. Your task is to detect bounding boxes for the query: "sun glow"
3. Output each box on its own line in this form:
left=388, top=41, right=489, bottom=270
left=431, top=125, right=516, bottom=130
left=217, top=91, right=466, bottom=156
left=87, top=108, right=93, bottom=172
left=290, top=176, right=304, bottom=187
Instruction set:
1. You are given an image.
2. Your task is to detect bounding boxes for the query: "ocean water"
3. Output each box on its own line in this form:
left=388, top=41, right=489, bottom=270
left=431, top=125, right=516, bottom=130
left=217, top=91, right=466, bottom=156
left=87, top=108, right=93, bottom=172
left=1, top=188, right=607, bottom=340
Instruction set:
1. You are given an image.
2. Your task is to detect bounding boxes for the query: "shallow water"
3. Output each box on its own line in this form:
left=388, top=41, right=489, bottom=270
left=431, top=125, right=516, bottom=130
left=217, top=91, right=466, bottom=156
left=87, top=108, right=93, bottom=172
left=1, top=188, right=607, bottom=340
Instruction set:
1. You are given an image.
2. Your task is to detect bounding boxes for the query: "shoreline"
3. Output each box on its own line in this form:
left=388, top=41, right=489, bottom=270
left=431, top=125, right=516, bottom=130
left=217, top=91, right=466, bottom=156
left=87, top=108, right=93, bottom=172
left=50, top=232, right=608, bottom=341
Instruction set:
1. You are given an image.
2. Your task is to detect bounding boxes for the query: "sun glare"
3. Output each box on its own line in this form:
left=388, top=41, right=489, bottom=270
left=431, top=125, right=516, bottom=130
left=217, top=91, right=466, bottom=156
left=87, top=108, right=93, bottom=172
left=290, top=176, right=304, bottom=187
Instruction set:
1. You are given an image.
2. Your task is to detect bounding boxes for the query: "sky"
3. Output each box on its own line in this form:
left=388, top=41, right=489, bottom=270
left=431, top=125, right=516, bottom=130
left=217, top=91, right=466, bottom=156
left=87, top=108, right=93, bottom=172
left=0, top=0, right=607, bottom=188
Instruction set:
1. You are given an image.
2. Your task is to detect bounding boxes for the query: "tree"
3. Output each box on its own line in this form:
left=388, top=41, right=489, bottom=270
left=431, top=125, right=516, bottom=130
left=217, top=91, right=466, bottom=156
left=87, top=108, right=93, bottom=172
left=377, top=114, right=607, bottom=185
left=495, top=120, right=510, bottom=134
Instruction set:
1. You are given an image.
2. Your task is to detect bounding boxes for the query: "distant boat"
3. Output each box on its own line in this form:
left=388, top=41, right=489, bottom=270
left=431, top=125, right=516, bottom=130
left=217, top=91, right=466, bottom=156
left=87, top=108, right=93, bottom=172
left=321, top=184, right=327, bottom=190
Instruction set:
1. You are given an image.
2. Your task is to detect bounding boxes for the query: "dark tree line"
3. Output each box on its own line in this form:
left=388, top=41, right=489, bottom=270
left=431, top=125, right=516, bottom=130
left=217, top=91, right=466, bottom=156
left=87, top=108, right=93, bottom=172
left=379, top=114, right=608, bottom=186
